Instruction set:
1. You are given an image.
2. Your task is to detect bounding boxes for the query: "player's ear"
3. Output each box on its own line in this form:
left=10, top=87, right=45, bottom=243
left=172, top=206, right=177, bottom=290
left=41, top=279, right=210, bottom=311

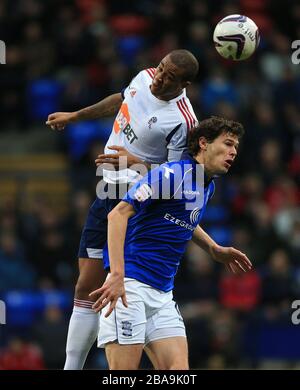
left=199, top=136, right=208, bottom=151
left=181, top=80, right=191, bottom=88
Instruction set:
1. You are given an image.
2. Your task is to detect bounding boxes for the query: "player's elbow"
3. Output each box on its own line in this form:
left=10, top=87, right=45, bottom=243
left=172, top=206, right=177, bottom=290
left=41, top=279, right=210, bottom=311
left=108, top=202, right=135, bottom=223
left=107, top=208, right=120, bottom=223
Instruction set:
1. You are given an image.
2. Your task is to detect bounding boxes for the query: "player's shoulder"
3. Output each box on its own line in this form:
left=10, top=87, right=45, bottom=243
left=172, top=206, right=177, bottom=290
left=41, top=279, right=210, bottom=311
left=175, top=95, right=198, bottom=132
left=158, top=159, right=192, bottom=175
left=129, top=68, right=156, bottom=88
left=134, top=68, right=156, bottom=82
left=142, top=67, right=156, bottom=80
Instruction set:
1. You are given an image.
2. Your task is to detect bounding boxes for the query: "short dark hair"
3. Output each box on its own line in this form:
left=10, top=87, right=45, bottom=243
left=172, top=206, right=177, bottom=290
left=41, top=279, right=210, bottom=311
left=169, top=49, right=199, bottom=82
left=188, top=116, right=245, bottom=156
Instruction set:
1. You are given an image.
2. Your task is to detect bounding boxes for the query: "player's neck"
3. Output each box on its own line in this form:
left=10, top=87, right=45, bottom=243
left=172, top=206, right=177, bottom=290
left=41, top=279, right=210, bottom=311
left=193, top=153, right=214, bottom=180
left=150, top=87, right=183, bottom=101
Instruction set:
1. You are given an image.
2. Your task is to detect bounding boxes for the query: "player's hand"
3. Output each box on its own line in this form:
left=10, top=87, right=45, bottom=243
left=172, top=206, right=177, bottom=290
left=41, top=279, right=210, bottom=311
left=45, top=112, right=77, bottom=130
left=95, top=145, right=142, bottom=168
left=210, top=244, right=252, bottom=274
left=89, top=273, right=128, bottom=317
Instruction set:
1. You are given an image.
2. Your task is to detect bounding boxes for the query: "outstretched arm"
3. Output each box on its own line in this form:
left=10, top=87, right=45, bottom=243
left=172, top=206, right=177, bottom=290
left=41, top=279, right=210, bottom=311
left=192, top=225, right=252, bottom=274
left=89, top=201, right=136, bottom=317
left=46, top=93, right=123, bottom=130
left=95, top=145, right=151, bottom=172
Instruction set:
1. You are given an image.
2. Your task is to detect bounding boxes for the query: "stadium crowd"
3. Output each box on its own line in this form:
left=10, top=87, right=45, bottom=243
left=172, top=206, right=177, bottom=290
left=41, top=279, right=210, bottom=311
left=0, top=0, right=300, bottom=369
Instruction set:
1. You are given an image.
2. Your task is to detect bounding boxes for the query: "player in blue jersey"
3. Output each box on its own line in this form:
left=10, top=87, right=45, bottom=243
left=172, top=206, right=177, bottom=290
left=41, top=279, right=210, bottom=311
left=46, top=50, right=199, bottom=369
left=90, top=116, right=252, bottom=370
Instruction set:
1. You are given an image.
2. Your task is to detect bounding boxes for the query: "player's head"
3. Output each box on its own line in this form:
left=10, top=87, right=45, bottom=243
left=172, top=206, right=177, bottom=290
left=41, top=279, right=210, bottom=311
left=189, top=116, right=244, bottom=176
left=150, top=49, right=199, bottom=101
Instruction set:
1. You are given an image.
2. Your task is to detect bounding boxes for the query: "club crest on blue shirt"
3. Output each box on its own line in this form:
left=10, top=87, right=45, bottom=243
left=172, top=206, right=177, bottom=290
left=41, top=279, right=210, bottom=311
left=148, top=116, right=157, bottom=129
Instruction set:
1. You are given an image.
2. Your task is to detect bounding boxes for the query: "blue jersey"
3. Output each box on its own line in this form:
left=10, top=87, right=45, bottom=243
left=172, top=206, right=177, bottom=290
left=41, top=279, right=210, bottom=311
left=103, top=155, right=215, bottom=292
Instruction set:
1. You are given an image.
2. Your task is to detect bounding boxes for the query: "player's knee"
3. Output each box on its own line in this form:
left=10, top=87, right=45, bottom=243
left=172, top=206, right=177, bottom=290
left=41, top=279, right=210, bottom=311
left=107, top=351, right=140, bottom=370
left=157, top=359, right=189, bottom=370
left=109, top=361, right=140, bottom=370
left=168, top=361, right=189, bottom=370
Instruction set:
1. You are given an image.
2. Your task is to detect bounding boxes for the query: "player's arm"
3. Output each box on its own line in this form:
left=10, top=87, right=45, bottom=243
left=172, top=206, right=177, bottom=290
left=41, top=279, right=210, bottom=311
left=95, top=145, right=151, bottom=171
left=192, top=225, right=252, bottom=274
left=89, top=201, right=135, bottom=317
left=167, top=124, right=188, bottom=162
left=46, top=93, right=123, bottom=130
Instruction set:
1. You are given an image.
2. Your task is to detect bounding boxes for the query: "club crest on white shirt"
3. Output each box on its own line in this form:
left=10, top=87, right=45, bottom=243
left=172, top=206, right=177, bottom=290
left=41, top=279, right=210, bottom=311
left=148, top=116, right=157, bottom=129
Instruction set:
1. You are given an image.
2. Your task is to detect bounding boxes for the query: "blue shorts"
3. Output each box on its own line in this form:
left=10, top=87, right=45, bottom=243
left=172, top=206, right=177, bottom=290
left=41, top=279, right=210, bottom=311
left=78, top=195, right=120, bottom=260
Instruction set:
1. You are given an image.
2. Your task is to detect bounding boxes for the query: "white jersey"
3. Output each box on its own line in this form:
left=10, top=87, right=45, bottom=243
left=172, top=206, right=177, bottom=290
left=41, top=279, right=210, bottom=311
left=103, top=68, right=198, bottom=184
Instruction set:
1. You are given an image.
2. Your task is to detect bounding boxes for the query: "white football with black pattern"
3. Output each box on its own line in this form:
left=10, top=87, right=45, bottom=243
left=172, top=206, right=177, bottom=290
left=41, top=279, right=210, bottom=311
left=213, top=14, right=260, bottom=61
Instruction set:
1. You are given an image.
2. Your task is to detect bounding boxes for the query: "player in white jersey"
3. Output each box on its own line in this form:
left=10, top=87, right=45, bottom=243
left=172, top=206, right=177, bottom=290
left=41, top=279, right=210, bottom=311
left=102, top=66, right=197, bottom=184
left=46, top=49, right=199, bottom=369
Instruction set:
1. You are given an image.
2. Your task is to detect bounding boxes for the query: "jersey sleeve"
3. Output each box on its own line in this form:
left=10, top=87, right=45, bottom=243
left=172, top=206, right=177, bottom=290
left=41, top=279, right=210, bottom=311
left=166, top=123, right=188, bottom=162
left=122, top=163, right=176, bottom=212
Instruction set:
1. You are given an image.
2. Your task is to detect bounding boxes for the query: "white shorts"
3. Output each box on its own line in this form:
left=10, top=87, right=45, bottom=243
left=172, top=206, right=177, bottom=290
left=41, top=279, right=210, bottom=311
left=98, top=277, right=186, bottom=348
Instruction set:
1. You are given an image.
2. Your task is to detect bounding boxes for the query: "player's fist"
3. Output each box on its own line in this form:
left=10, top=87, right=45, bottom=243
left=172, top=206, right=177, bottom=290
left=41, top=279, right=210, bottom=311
left=45, top=112, right=78, bottom=130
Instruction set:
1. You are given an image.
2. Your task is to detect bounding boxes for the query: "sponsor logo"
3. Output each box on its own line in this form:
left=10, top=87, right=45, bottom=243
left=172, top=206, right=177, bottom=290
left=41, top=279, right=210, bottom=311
left=164, top=213, right=195, bottom=231
left=129, top=87, right=137, bottom=97
left=113, top=103, right=130, bottom=134
left=183, top=190, right=201, bottom=196
left=123, top=124, right=138, bottom=144
left=112, top=103, right=138, bottom=144
left=190, top=207, right=201, bottom=224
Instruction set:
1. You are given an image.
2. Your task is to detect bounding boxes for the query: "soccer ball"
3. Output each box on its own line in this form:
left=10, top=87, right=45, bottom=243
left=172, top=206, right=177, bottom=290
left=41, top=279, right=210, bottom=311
left=213, top=14, right=260, bottom=61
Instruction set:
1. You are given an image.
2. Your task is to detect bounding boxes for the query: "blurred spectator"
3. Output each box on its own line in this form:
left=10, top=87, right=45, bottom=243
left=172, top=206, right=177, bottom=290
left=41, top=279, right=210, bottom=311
left=248, top=201, right=283, bottom=265
left=261, top=249, right=298, bottom=306
left=0, top=232, right=36, bottom=290
left=0, top=337, right=45, bottom=370
left=259, top=139, right=283, bottom=185
left=206, top=308, right=240, bottom=367
left=201, top=68, right=238, bottom=114
left=219, top=270, right=261, bottom=312
left=30, top=229, right=74, bottom=288
left=178, top=243, right=219, bottom=306
left=175, top=243, right=219, bottom=367
left=32, top=305, right=68, bottom=369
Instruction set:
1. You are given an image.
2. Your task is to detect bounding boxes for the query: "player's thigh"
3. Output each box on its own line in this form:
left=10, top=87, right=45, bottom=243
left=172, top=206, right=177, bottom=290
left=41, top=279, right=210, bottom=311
left=77, top=198, right=111, bottom=263
left=78, top=258, right=107, bottom=287
left=76, top=197, right=119, bottom=295
left=105, top=342, right=144, bottom=370
left=75, top=258, right=107, bottom=300
left=144, top=300, right=188, bottom=369
left=145, top=336, right=188, bottom=370
left=77, top=196, right=120, bottom=265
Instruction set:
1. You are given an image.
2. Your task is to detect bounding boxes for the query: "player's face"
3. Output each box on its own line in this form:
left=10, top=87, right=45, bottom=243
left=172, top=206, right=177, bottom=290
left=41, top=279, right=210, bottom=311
left=204, top=132, right=239, bottom=176
left=150, top=55, right=188, bottom=100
